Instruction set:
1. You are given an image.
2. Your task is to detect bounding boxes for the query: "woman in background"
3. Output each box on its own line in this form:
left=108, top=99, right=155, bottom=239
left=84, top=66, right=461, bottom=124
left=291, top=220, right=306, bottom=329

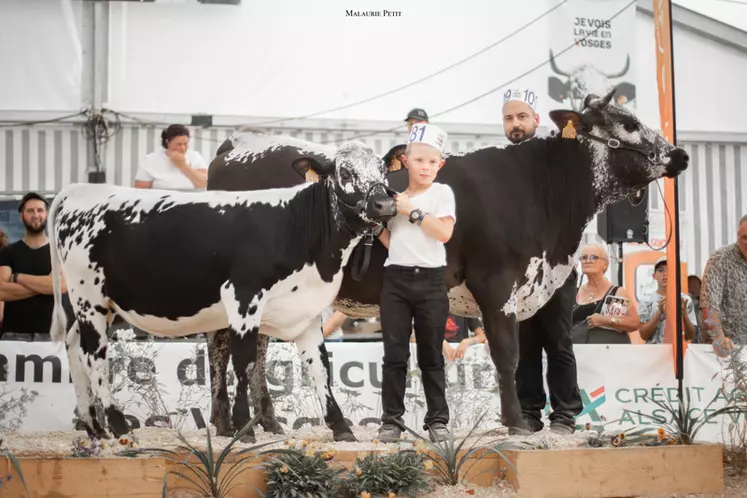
left=572, top=244, right=640, bottom=344
left=134, top=124, right=208, bottom=191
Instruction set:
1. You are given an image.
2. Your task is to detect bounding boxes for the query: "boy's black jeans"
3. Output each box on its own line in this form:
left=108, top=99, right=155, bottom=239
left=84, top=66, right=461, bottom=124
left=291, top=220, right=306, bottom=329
left=379, top=264, right=450, bottom=430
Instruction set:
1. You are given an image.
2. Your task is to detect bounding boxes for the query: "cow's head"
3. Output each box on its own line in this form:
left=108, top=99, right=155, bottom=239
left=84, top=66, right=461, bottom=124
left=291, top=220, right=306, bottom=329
left=549, top=50, right=636, bottom=111
left=292, top=142, right=397, bottom=230
left=549, top=88, right=689, bottom=204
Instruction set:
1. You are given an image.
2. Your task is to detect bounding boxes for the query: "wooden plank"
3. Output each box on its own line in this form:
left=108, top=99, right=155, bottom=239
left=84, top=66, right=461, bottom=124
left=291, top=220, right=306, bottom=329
left=506, top=445, right=724, bottom=498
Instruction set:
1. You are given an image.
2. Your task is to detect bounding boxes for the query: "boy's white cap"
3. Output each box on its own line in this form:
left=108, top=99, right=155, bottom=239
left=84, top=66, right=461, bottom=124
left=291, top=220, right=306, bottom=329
left=502, top=88, right=539, bottom=113
left=407, top=123, right=448, bottom=153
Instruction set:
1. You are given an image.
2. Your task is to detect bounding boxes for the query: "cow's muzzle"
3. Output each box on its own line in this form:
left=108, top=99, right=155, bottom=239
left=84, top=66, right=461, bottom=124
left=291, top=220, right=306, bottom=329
left=354, top=182, right=397, bottom=222
left=664, top=148, right=689, bottom=178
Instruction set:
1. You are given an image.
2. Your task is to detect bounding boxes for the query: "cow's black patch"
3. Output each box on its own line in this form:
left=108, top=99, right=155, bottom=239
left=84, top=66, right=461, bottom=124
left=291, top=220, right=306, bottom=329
left=291, top=286, right=298, bottom=292
left=94, top=305, right=108, bottom=315
left=248, top=304, right=258, bottom=315
left=94, top=345, right=107, bottom=360
left=94, top=277, right=100, bottom=285
left=79, top=320, right=101, bottom=356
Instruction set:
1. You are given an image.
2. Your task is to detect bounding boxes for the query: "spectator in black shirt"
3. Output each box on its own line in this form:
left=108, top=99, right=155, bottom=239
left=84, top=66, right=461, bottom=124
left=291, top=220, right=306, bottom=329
left=0, top=192, right=67, bottom=341
left=442, top=313, right=486, bottom=361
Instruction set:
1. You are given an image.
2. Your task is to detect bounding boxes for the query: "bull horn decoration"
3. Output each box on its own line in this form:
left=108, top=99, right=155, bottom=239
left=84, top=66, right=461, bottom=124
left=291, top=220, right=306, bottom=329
left=548, top=49, right=570, bottom=77
left=603, top=54, right=630, bottom=79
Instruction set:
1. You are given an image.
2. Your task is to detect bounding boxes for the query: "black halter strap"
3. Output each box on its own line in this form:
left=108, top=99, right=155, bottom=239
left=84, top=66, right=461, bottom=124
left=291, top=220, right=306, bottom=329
left=582, top=133, right=657, bottom=162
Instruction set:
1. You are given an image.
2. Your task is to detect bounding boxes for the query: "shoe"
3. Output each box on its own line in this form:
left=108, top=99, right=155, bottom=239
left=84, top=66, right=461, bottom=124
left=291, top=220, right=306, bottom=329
left=427, top=422, right=450, bottom=443
left=377, top=423, right=402, bottom=443
left=549, top=422, right=575, bottom=435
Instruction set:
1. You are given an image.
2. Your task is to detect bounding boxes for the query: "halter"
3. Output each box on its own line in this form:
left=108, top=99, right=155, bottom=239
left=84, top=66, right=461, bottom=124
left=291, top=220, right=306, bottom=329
left=582, top=132, right=658, bottom=163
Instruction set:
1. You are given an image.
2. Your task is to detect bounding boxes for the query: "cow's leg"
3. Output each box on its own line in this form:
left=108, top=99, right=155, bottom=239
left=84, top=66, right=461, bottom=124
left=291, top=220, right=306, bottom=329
left=294, top=321, right=357, bottom=442
left=220, top=283, right=264, bottom=443
left=206, top=329, right=233, bottom=437
left=250, top=334, right=285, bottom=435
left=65, top=321, right=108, bottom=439
left=78, top=310, right=129, bottom=438
left=481, top=310, right=531, bottom=435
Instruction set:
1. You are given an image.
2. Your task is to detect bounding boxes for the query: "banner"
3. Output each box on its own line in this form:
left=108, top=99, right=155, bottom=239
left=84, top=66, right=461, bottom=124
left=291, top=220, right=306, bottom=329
left=545, top=0, right=637, bottom=113
left=0, top=340, right=742, bottom=443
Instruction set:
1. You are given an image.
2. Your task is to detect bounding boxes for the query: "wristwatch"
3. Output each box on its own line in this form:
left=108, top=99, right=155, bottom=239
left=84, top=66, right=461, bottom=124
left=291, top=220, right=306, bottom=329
left=408, top=209, right=425, bottom=225
left=372, top=224, right=385, bottom=237
left=610, top=317, right=621, bottom=325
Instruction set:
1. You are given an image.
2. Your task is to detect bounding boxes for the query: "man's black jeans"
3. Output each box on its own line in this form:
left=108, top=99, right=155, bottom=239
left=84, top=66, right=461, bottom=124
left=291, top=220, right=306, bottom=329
left=515, top=269, right=583, bottom=430
left=379, top=265, right=450, bottom=430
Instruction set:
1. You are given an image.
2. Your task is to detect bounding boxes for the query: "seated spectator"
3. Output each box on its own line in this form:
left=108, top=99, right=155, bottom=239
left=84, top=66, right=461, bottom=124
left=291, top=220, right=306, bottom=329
left=442, top=313, right=486, bottom=361
left=700, top=215, right=747, bottom=354
left=638, top=257, right=698, bottom=343
left=571, top=243, right=639, bottom=343
left=0, top=229, right=7, bottom=328
left=0, top=193, right=67, bottom=341
left=321, top=307, right=346, bottom=342
left=687, top=274, right=705, bottom=342
left=134, top=124, right=208, bottom=191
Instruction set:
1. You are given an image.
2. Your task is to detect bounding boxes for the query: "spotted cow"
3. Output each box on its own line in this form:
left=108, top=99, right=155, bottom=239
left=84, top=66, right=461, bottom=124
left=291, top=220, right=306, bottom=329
left=204, top=90, right=690, bottom=437
left=47, top=142, right=397, bottom=442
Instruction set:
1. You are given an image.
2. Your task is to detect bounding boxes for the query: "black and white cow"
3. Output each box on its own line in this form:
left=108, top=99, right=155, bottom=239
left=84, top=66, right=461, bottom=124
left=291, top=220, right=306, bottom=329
left=548, top=50, right=636, bottom=111
left=47, top=142, right=397, bottom=442
left=204, top=90, right=689, bottom=436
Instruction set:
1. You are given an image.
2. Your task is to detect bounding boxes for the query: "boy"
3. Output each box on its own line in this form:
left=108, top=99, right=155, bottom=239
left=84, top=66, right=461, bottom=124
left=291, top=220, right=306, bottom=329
left=373, top=123, right=456, bottom=443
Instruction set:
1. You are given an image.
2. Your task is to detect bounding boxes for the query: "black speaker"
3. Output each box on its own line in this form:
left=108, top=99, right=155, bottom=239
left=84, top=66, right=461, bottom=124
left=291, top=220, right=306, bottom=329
left=597, top=187, right=649, bottom=243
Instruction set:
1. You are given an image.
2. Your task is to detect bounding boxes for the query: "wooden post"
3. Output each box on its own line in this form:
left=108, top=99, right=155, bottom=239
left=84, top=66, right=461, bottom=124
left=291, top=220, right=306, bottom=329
left=652, top=0, right=685, bottom=382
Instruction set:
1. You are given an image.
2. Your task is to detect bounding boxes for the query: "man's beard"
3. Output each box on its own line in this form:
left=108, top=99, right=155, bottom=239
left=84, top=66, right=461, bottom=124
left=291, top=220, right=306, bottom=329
left=23, top=219, right=46, bottom=235
left=508, top=127, right=536, bottom=145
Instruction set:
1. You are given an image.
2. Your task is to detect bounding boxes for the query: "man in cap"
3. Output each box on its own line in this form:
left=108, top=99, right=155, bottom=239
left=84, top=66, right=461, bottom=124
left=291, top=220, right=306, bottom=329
left=0, top=192, right=68, bottom=340
left=638, top=257, right=698, bottom=344
left=374, top=123, right=456, bottom=444
left=404, top=108, right=429, bottom=132
left=501, top=88, right=583, bottom=435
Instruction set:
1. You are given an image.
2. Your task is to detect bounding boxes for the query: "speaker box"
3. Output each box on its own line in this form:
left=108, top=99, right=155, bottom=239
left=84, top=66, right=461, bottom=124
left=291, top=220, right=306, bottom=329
left=597, top=187, right=649, bottom=243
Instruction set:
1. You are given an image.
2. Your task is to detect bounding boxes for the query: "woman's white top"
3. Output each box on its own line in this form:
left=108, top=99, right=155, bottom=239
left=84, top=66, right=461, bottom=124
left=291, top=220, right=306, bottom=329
left=135, top=148, right=208, bottom=191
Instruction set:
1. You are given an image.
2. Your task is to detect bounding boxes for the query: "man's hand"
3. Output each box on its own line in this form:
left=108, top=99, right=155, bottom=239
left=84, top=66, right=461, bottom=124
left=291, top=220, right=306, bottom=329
left=455, top=338, right=472, bottom=359
left=658, top=298, right=667, bottom=316
left=442, top=341, right=456, bottom=361
left=395, top=193, right=413, bottom=216
left=712, top=335, right=734, bottom=358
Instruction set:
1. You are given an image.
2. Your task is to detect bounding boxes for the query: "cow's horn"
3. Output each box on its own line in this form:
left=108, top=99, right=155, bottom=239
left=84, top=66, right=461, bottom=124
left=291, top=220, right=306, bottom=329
left=603, top=54, right=630, bottom=79
left=600, top=88, right=616, bottom=107
left=549, top=49, right=570, bottom=77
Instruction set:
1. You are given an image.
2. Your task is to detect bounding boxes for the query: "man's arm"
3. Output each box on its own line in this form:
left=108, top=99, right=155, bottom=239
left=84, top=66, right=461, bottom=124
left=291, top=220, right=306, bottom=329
left=322, top=311, right=347, bottom=338
left=682, top=297, right=698, bottom=341
left=637, top=299, right=661, bottom=342
left=700, top=256, right=727, bottom=342
left=15, top=272, right=67, bottom=296
left=0, top=266, right=37, bottom=301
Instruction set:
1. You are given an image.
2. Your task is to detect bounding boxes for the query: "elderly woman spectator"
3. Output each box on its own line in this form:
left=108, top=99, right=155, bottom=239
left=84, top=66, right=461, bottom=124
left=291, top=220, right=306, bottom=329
left=134, top=124, right=208, bottom=191
left=571, top=244, right=640, bottom=344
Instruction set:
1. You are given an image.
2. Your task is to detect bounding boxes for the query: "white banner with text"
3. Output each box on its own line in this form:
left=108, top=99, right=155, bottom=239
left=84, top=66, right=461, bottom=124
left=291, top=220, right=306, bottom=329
left=0, top=341, right=740, bottom=443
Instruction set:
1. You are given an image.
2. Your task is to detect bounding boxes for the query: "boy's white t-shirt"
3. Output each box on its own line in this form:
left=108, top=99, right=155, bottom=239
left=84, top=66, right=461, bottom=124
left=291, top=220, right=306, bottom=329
left=384, top=182, right=456, bottom=268
left=134, top=148, right=208, bottom=191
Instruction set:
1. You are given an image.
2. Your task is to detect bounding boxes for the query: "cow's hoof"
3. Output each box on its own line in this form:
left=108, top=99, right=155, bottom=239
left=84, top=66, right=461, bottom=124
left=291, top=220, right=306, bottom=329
left=239, top=432, right=257, bottom=444
left=215, top=424, right=234, bottom=438
left=262, top=420, right=285, bottom=436
left=333, top=431, right=357, bottom=443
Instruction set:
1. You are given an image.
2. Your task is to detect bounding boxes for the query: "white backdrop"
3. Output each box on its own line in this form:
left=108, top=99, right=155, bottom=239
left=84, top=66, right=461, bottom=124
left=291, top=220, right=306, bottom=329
left=0, top=340, right=740, bottom=444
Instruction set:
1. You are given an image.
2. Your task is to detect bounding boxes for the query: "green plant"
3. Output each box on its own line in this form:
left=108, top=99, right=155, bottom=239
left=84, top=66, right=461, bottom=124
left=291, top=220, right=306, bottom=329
left=119, top=413, right=281, bottom=497
left=719, top=344, right=747, bottom=473
left=343, top=449, right=431, bottom=497
left=402, top=410, right=521, bottom=486
left=632, top=384, right=747, bottom=445
left=0, top=438, right=30, bottom=497
left=262, top=445, right=345, bottom=498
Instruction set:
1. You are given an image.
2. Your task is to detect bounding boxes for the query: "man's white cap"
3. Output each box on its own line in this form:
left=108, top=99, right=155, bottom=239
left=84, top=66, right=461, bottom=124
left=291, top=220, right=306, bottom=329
left=502, top=88, right=539, bottom=113
left=407, top=123, right=448, bottom=153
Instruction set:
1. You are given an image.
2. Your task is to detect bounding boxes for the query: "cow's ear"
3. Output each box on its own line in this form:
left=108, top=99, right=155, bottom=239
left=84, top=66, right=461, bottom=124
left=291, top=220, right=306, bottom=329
left=291, top=157, right=334, bottom=183
left=613, top=82, right=636, bottom=105
left=549, top=110, right=584, bottom=138
left=548, top=77, right=569, bottom=103
left=382, top=144, right=407, bottom=173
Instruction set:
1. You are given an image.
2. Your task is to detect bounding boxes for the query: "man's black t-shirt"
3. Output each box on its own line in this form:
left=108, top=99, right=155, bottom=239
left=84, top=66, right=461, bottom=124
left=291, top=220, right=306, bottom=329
left=444, top=314, right=483, bottom=342
left=0, top=240, right=54, bottom=336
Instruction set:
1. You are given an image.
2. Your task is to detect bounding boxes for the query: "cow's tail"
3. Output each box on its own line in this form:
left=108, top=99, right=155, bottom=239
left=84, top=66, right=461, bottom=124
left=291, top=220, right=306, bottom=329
left=48, top=191, right=68, bottom=343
